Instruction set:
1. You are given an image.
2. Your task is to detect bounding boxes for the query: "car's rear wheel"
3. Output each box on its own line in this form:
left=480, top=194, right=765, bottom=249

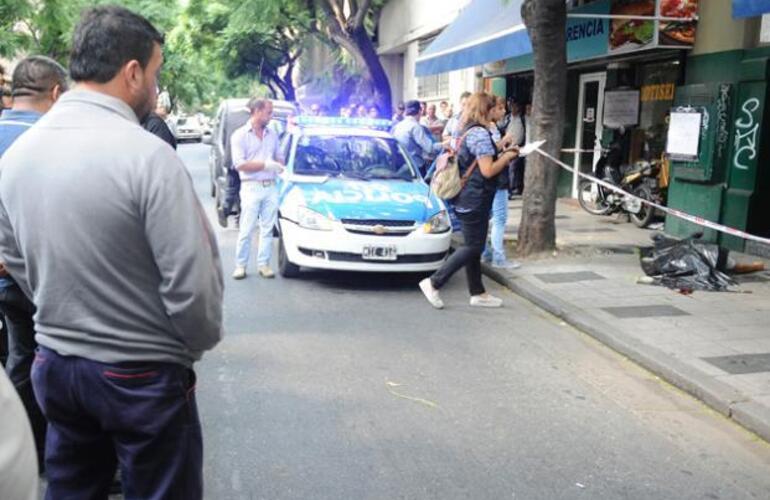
left=278, top=234, right=300, bottom=278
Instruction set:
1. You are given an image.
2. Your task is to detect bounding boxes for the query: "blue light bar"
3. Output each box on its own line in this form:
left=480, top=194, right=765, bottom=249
left=295, top=116, right=393, bottom=130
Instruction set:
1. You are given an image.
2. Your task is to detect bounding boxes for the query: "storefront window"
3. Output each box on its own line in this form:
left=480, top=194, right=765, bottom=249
left=636, top=60, right=682, bottom=160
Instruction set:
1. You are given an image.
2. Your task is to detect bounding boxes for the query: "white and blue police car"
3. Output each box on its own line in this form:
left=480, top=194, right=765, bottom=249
left=276, top=117, right=452, bottom=277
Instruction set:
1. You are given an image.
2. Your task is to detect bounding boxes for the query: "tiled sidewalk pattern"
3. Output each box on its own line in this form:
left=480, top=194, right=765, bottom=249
left=490, top=198, right=770, bottom=440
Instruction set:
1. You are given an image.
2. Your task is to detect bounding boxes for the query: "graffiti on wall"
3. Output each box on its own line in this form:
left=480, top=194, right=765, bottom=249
left=733, top=97, right=761, bottom=171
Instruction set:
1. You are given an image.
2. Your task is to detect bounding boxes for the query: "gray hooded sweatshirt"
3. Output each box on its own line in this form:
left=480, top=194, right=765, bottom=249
left=0, top=89, right=223, bottom=366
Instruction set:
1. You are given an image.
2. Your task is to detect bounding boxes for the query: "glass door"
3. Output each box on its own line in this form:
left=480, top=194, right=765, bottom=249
left=572, top=72, right=606, bottom=197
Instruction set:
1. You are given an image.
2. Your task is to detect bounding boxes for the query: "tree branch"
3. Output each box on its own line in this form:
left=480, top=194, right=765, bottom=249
left=351, top=0, right=371, bottom=29
left=325, top=0, right=348, bottom=29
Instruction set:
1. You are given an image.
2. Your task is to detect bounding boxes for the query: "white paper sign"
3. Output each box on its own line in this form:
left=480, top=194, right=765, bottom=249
left=519, top=140, right=546, bottom=157
left=603, top=90, right=640, bottom=128
left=666, top=111, right=702, bottom=160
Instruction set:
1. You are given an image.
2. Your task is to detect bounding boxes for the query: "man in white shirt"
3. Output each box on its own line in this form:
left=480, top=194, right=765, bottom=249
left=442, top=91, right=471, bottom=141
left=507, top=102, right=530, bottom=196
left=231, top=98, right=284, bottom=279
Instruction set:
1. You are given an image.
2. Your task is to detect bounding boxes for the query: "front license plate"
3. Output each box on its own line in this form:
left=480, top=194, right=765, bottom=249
left=362, top=245, right=398, bottom=261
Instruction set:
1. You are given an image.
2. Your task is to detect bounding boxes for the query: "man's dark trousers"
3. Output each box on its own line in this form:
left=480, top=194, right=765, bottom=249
left=510, top=157, right=526, bottom=194
left=0, top=284, right=46, bottom=466
left=32, top=346, right=203, bottom=500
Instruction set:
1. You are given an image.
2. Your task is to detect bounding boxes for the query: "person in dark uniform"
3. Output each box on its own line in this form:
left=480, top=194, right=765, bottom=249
left=142, top=104, right=176, bottom=149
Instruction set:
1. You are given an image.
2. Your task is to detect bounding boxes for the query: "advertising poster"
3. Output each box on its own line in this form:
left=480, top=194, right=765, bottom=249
left=609, top=0, right=656, bottom=54
left=659, top=0, right=699, bottom=47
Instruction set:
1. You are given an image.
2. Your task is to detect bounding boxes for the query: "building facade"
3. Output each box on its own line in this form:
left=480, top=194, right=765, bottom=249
left=478, top=0, right=769, bottom=255
left=377, top=0, right=480, bottom=113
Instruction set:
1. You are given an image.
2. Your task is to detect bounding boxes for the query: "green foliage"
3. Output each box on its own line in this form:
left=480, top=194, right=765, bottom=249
left=0, top=0, right=390, bottom=112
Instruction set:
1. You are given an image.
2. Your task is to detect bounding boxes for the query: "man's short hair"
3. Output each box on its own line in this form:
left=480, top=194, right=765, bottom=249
left=460, top=91, right=472, bottom=100
left=404, top=100, right=421, bottom=116
left=69, top=5, right=164, bottom=83
left=11, top=56, right=69, bottom=98
left=247, top=98, right=271, bottom=114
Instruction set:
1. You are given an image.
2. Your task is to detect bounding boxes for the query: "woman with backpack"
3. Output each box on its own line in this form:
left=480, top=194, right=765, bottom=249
left=419, top=93, right=519, bottom=309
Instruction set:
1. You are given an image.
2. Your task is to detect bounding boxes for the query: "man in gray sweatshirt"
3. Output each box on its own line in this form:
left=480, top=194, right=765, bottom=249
left=0, top=6, right=223, bottom=499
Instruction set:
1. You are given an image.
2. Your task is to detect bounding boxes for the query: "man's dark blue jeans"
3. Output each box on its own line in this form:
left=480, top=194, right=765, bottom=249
left=32, top=346, right=203, bottom=500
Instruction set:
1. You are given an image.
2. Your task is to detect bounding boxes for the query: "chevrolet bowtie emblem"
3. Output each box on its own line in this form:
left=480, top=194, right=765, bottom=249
left=372, top=224, right=387, bottom=235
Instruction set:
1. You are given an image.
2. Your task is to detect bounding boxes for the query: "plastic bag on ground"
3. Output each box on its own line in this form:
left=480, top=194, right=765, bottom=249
left=639, top=233, right=736, bottom=292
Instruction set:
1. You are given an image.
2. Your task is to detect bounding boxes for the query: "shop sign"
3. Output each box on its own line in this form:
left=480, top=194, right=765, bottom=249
left=641, top=83, right=676, bottom=102
left=484, top=0, right=700, bottom=77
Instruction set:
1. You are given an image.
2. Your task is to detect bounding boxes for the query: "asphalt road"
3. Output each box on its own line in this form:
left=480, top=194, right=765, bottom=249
left=179, top=143, right=770, bottom=500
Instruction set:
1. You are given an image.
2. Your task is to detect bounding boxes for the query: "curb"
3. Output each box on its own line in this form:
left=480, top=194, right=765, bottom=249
left=481, top=264, right=770, bottom=443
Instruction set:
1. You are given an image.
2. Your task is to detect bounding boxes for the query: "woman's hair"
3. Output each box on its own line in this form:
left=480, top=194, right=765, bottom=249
left=461, top=92, right=494, bottom=129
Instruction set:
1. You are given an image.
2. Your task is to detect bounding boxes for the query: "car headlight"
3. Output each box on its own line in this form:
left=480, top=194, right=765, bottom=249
left=297, top=206, right=334, bottom=231
left=424, top=210, right=450, bottom=234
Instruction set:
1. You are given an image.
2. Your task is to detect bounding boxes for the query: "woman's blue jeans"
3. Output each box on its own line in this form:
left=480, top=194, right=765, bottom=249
left=482, top=189, right=509, bottom=264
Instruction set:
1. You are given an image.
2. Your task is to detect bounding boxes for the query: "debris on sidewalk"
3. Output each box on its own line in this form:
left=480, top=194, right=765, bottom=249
left=637, top=233, right=764, bottom=292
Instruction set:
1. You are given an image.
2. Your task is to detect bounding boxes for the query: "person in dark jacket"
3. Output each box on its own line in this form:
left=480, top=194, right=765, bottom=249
left=0, top=54, right=69, bottom=472
left=142, top=104, right=176, bottom=149
left=419, top=93, right=518, bottom=309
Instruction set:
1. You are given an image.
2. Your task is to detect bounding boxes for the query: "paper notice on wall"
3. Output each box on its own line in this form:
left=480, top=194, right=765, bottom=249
left=666, top=111, right=702, bottom=160
left=603, top=90, right=640, bottom=128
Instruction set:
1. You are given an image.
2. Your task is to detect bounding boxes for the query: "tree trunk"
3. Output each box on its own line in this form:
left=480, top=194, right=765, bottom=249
left=280, top=62, right=296, bottom=102
left=348, top=26, right=392, bottom=117
left=517, top=0, right=567, bottom=256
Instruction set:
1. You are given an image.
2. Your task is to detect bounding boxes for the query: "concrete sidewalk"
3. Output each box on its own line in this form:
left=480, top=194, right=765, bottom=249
left=483, top=198, right=770, bottom=442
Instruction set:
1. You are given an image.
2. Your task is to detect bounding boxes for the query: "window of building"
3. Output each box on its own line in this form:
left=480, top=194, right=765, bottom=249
left=417, top=36, right=449, bottom=99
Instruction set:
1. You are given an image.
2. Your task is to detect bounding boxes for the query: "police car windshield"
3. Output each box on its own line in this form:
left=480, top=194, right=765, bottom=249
left=294, top=135, right=416, bottom=180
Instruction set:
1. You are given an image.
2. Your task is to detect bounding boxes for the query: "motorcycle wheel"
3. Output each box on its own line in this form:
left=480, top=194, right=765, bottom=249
left=577, top=180, right=613, bottom=215
left=630, top=184, right=656, bottom=228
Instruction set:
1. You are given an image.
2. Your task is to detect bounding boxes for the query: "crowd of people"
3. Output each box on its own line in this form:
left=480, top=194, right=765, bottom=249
left=389, top=92, right=531, bottom=272
left=0, top=5, right=535, bottom=496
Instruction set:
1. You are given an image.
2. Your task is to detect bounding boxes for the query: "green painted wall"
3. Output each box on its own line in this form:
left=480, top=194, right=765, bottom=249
left=665, top=48, right=770, bottom=252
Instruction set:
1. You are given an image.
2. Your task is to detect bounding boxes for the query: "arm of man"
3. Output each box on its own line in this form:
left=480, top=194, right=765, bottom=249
left=231, top=128, right=266, bottom=173
left=0, top=199, right=31, bottom=299
left=140, top=146, right=224, bottom=353
left=412, top=123, right=444, bottom=156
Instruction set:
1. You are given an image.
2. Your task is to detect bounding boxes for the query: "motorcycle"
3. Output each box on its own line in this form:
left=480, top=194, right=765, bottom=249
left=577, top=143, right=664, bottom=228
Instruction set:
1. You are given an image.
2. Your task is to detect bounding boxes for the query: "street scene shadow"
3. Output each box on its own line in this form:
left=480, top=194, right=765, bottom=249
left=294, top=269, right=431, bottom=292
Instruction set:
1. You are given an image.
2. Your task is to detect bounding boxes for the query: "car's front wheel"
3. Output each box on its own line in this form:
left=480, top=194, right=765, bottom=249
left=278, top=233, right=300, bottom=278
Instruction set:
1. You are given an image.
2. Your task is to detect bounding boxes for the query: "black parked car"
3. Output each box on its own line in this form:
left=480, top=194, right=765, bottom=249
left=206, top=98, right=297, bottom=227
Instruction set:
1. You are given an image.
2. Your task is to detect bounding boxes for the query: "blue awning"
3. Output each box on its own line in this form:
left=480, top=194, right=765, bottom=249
left=415, top=0, right=530, bottom=77
left=733, top=0, right=770, bottom=18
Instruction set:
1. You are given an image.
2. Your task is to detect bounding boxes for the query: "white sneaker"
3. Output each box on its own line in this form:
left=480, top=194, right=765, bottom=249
left=470, top=294, right=503, bottom=308
left=258, top=266, right=275, bottom=279
left=419, top=278, right=444, bottom=309
left=232, top=266, right=246, bottom=280
left=491, top=260, right=522, bottom=270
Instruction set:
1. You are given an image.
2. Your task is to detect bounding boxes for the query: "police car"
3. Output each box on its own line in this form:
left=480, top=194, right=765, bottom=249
left=276, top=117, right=452, bottom=277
